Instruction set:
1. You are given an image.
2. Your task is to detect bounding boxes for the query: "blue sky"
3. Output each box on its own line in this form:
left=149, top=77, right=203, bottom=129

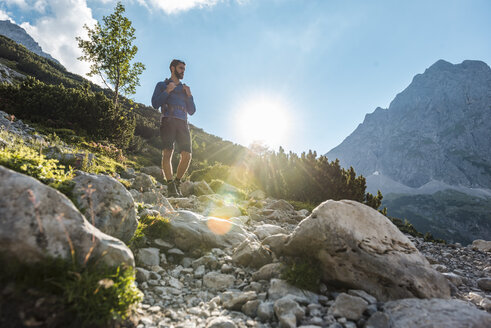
left=1, top=0, right=490, bottom=154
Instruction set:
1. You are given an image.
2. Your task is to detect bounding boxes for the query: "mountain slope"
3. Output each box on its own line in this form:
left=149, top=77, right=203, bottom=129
left=326, top=59, right=491, bottom=190
left=0, top=20, right=60, bottom=65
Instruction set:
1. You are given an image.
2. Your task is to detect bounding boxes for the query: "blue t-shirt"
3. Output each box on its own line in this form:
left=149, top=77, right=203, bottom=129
left=151, top=78, right=196, bottom=121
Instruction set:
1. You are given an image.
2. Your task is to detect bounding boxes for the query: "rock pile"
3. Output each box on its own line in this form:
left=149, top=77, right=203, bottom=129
left=1, top=116, right=490, bottom=327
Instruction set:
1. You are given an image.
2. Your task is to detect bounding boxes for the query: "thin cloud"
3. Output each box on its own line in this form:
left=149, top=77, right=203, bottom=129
left=0, top=9, right=15, bottom=22
left=144, top=0, right=222, bottom=14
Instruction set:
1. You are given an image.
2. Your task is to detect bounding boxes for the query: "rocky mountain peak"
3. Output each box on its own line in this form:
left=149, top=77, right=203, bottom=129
left=0, top=20, right=60, bottom=65
left=327, top=59, right=491, bottom=190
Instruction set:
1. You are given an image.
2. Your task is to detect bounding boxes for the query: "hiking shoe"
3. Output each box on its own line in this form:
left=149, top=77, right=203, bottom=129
left=175, top=179, right=183, bottom=197
left=167, top=180, right=180, bottom=197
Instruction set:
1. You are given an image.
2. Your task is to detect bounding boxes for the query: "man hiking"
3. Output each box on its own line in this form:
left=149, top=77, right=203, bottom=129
left=152, top=59, right=196, bottom=197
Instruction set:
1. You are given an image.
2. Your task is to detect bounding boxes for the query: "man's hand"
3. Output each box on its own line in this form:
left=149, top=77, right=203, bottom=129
left=166, top=82, right=176, bottom=94
left=183, top=84, right=192, bottom=97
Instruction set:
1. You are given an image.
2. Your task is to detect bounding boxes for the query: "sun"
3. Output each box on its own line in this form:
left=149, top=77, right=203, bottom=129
left=235, top=95, right=291, bottom=149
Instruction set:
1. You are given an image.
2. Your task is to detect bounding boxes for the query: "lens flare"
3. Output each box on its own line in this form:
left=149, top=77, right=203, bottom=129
left=206, top=217, right=233, bottom=235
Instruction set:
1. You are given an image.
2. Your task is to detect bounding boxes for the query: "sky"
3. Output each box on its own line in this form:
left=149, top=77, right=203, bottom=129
left=1, top=0, right=490, bottom=155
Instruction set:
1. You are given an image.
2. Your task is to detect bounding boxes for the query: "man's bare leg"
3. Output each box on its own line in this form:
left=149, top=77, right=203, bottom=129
left=176, top=151, right=192, bottom=180
left=161, top=149, right=174, bottom=181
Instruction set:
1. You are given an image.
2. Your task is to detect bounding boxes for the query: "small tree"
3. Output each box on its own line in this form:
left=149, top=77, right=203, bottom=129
left=76, top=1, right=145, bottom=106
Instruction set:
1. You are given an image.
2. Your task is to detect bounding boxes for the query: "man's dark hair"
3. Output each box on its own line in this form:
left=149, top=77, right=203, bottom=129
left=170, top=59, right=185, bottom=71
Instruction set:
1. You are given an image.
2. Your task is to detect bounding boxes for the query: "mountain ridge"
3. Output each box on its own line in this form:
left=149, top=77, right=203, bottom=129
left=326, top=59, right=491, bottom=191
left=0, top=20, right=61, bottom=66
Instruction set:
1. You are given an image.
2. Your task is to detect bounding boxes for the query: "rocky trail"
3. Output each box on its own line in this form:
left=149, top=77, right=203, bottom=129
left=1, top=111, right=490, bottom=328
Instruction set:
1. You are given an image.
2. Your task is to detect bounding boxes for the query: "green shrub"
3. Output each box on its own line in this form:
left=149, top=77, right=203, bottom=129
left=0, top=253, right=142, bottom=327
left=0, top=77, right=135, bottom=149
left=282, top=257, right=322, bottom=292
left=129, top=214, right=171, bottom=251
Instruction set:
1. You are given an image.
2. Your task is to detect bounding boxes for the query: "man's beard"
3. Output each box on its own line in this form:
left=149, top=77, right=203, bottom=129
left=176, top=71, right=184, bottom=79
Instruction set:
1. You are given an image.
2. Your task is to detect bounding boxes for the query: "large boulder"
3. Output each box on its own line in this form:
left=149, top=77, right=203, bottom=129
left=0, top=165, right=134, bottom=268
left=73, top=171, right=138, bottom=243
left=167, top=210, right=255, bottom=252
left=282, top=200, right=450, bottom=301
left=382, top=298, right=491, bottom=327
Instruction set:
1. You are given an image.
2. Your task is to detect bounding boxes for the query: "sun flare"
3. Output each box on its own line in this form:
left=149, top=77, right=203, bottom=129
left=235, top=95, right=291, bottom=149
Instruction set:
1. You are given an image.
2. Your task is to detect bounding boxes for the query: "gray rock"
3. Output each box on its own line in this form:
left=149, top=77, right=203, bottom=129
left=242, top=299, right=260, bottom=317
left=141, top=166, right=162, bottom=180
left=180, top=180, right=194, bottom=197
left=72, top=171, right=138, bottom=243
left=206, top=317, right=237, bottom=328
left=254, top=224, right=288, bottom=241
left=442, top=272, right=463, bottom=286
left=477, top=278, right=491, bottom=291
left=257, top=301, right=275, bottom=322
left=472, top=239, right=491, bottom=252
left=364, top=312, right=390, bottom=328
left=347, top=290, right=377, bottom=304
left=268, top=279, right=319, bottom=304
left=167, top=210, right=254, bottom=252
left=262, top=233, right=289, bottom=255
left=383, top=298, right=491, bottom=327
left=274, top=296, right=305, bottom=328
left=283, top=200, right=451, bottom=301
left=203, top=272, right=235, bottom=290
left=131, top=173, right=155, bottom=192
left=232, top=239, right=273, bottom=269
left=0, top=165, right=134, bottom=268
left=249, top=189, right=266, bottom=200
left=136, top=267, right=150, bottom=283
left=220, top=291, right=257, bottom=310
left=328, top=293, right=368, bottom=321
left=267, top=199, right=295, bottom=212
left=194, top=180, right=214, bottom=196
left=194, top=265, right=206, bottom=278
left=252, top=263, right=285, bottom=281
left=136, top=247, right=160, bottom=267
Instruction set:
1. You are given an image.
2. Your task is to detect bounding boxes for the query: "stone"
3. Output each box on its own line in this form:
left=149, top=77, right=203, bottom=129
left=252, top=263, right=285, bottom=281
left=153, top=238, right=174, bottom=249
left=282, top=200, right=451, bottom=301
left=136, top=248, right=160, bottom=267
left=0, top=165, right=134, bottom=268
left=262, top=233, right=289, bottom=255
left=220, top=291, right=257, bottom=310
left=203, top=272, right=235, bottom=290
left=241, top=300, right=260, bottom=317
left=383, top=298, right=491, bottom=327
left=274, top=296, right=305, bottom=328
left=180, top=181, right=194, bottom=197
left=206, top=317, right=237, bottom=328
left=131, top=173, right=155, bottom=192
left=121, top=168, right=136, bottom=179
left=194, top=265, right=206, bottom=278
left=167, top=210, right=255, bottom=252
left=347, top=290, right=377, bottom=304
left=254, top=224, right=288, bottom=241
left=194, top=180, right=214, bottom=196
left=472, top=239, right=491, bottom=252
left=268, top=279, right=319, bottom=304
left=266, top=199, right=295, bottom=212
left=480, top=298, right=491, bottom=311
left=136, top=267, right=150, bottom=283
left=141, top=166, right=162, bottom=180
left=443, top=272, right=463, bottom=286
left=328, top=293, right=368, bottom=321
left=257, top=301, right=274, bottom=322
left=364, top=312, right=390, bottom=328
left=477, top=278, right=491, bottom=291
left=72, top=171, right=138, bottom=243
left=232, top=239, right=273, bottom=269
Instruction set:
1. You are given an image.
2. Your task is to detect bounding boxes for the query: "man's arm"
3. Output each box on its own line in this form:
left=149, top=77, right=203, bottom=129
left=151, top=82, right=169, bottom=110
left=183, top=84, right=196, bottom=115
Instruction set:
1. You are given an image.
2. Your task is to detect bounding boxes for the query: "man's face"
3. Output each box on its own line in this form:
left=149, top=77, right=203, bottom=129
left=173, top=63, right=185, bottom=80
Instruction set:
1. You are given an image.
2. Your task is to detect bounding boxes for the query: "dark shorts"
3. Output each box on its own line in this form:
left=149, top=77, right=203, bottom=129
left=160, top=117, right=192, bottom=153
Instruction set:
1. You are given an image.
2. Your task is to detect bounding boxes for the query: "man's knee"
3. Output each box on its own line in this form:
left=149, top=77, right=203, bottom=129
left=181, top=151, right=192, bottom=161
left=162, top=149, right=174, bottom=159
